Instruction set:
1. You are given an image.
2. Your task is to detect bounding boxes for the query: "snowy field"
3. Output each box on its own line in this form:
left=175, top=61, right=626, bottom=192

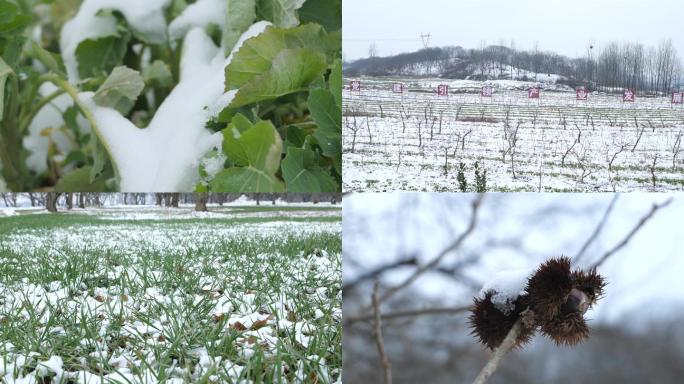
left=0, top=208, right=341, bottom=383
left=0, top=204, right=341, bottom=221
left=343, top=77, right=684, bottom=192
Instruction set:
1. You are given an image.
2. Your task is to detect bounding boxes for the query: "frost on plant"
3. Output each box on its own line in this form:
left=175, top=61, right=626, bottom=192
left=0, top=0, right=342, bottom=192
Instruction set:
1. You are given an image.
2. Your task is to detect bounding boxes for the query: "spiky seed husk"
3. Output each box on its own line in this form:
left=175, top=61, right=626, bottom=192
left=540, top=312, right=590, bottom=346
left=526, top=257, right=573, bottom=321
left=469, top=291, right=535, bottom=350
left=571, top=269, right=606, bottom=305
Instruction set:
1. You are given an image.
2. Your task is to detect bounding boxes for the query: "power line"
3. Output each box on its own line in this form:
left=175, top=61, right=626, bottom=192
left=420, top=33, right=431, bottom=49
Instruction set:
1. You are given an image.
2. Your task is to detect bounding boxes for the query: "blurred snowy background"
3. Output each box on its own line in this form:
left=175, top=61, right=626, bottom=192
left=343, top=193, right=684, bottom=384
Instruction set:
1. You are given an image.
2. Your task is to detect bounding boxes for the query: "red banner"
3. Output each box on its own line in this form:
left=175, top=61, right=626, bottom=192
left=437, top=84, right=449, bottom=96
left=350, top=80, right=361, bottom=91
left=576, top=87, right=588, bottom=100
left=528, top=87, right=540, bottom=99
left=392, top=83, right=404, bottom=93
left=623, top=89, right=635, bottom=102
left=481, top=86, right=493, bottom=97
left=672, top=92, right=683, bottom=104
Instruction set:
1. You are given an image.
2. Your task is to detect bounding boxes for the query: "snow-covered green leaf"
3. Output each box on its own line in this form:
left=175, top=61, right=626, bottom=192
left=229, top=47, right=326, bottom=109
left=282, top=147, right=337, bottom=192
left=75, top=33, right=129, bottom=79
left=93, top=66, right=144, bottom=115
left=142, top=60, right=173, bottom=88
left=256, top=0, right=306, bottom=28
left=225, top=23, right=331, bottom=90
left=222, top=0, right=256, bottom=54
left=213, top=119, right=284, bottom=192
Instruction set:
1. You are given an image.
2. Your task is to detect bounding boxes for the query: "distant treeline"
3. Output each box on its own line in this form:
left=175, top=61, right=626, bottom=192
left=344, top=39, right=683, bottom=95
left=0, top=192, right=341, bottom=208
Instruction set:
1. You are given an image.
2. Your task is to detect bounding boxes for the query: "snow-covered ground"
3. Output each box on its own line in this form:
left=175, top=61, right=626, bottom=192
left=0, top=204, right=341, bottom=220
left=0, top=209, right=341, bottom=383
left=343, top=78, right=684, bottom=192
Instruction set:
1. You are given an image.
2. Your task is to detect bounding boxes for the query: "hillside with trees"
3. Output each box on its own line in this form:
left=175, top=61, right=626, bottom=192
left=344, top=39, right=683, bottom=95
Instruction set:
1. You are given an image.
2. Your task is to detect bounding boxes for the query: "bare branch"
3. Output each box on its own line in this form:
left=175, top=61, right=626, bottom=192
left=377, top=194, right=484, bottom=305
left=346, top=305, right=472, bottom=325
left=342, top=255, right=417, bottom=294
left=574, top=195, right=619, bottom=263
left=591, top=198, right=674, bottom=268
left=372, top=282, right=392, bottom=384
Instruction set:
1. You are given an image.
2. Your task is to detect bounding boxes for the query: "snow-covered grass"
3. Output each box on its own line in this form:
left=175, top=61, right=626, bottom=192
left=0, top=210, right=341, bottom=383
left=343, top=78, right=684, bottom=192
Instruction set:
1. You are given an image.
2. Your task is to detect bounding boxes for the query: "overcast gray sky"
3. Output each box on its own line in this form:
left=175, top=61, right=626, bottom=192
left=343, top=0, right=684, bottom=61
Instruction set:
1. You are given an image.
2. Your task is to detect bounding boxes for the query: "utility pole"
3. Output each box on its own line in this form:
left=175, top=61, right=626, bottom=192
left=420, top=33, right=431, bottom=49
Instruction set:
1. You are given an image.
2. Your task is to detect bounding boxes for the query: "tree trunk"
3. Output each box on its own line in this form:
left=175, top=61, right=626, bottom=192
left=46, top=192, right=61, bottom=213
left=66, top=193, right=73, bottom=210
left=28, top=192, right=35, bottom=207
left=164, top=193, right=180, bottom=208
left=78, top=193, right=85, bottom=208
left=195, top=192, right=208, bottom=212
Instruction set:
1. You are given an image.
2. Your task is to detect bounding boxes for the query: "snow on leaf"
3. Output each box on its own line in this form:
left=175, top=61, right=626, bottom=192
left=93, top=66, right=144, bottom=115
left=79, top=23, right=271, bottom=191
left=222, top=0, right=256, bottom=54
left=225, top=23, right=330, bottom=90
left=256, top=0, right=306, bottom=28
left=168, top=0, right=227, bottom=41
left=228, top=47, right=327, bottom=109
left=61, top=0, right=171, bottom=82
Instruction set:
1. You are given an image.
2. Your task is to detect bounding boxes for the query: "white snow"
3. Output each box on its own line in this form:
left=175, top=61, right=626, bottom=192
left=79, top=22, right=271, bottom=191
left=168, top=0, right=227, bottom=40
left=23, top=83, right=77, bottom=174
left=60, top=0, right=171, bottom=82
left=201, top=152, right=227, bottom=179
left=479, top=268, right=535, bottom=314
left=35, top=356, right=64, bottom=380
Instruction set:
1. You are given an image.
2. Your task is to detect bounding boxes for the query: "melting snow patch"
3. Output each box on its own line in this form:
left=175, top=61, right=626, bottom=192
left=479, top=268, right=534, bottom=315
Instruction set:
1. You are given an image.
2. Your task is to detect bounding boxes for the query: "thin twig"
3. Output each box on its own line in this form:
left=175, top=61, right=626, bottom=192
left=372, top=282, right=392, bottom=384
left=377, top=194, right=484, bottom=306
left=591, top=198, right=673, bottom=268
left=574, top=195, right=619, bottom=263
left=342, top=255, right=417, bottom=294
left=345, top=305, right=471, bottom=325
